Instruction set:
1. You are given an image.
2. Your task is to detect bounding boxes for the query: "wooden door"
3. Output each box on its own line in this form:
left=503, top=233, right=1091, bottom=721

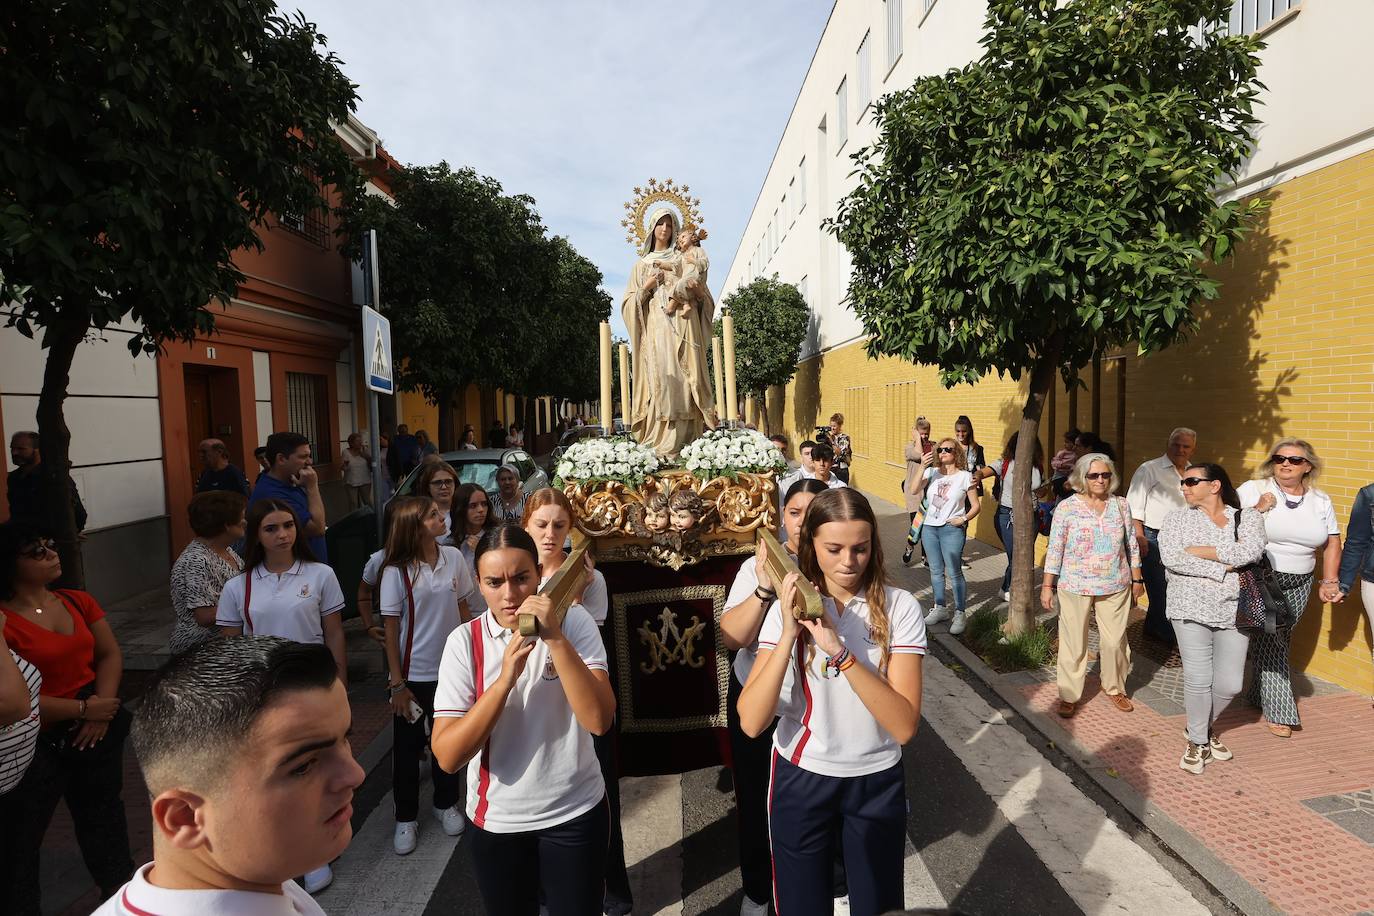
left=184, top=367, right=212, bottom=480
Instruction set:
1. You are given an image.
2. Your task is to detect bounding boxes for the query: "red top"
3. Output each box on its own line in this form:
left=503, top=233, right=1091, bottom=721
left=1, top=589, right=105, bottom=699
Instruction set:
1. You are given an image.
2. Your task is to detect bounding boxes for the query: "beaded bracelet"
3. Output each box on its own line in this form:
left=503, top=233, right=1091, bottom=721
left=825, top=647, right=851, bottom=678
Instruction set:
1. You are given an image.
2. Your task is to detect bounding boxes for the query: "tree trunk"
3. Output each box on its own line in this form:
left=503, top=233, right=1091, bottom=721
left=436, top=385, right=456, bottom=451
left=1006, top=332, right=1063, bottom=635
left=35, top=308, right=91, bottom=591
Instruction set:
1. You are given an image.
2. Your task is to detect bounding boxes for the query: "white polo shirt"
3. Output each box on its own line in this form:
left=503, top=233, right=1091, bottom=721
left=458, top=540, right=488, bottom=616
left=434, top=608, right=608, bottom=833
left=725, top=557, right=769, bottom=685
left=380, top=546, right=475, bottom=682
left=92, top=863, right=323, bottom=915
left=756, top=585, right=927, bottom=778
left=216, top=561, right=345, bottom=645
left=1238, top=479, right=1340, bottom=574
left=1126, top=455, right=1188, bottom=530
left=540, top=567, right=608, bottom=626
left=361, top=548, right=385, bottom=587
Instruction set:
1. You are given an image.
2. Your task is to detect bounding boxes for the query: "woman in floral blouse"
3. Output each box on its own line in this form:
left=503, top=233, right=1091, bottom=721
left=1041, top=453, right=1143, bottom=718
left=168, top=491, right=246, bottom=654
left=1158, top=463, right=1266, bottom=775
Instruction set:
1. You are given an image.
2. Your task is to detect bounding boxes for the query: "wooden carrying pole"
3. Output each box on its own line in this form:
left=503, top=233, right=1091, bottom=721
left=518, top=534, right=592, bottom=637
left=756, top=528, right=824, bottom=621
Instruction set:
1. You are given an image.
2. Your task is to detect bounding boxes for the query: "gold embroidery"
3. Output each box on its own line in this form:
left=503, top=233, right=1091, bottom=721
left=638, top=607, right=707, bottom=674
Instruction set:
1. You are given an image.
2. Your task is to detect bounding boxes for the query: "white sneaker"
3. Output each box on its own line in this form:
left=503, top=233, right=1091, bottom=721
left=740, top=895, right=770, bottom=916
left=433, top=804, right=466, bottom=837
left=833, top=895, right=851, bottom=914
left=1002, top=590, right=1011, bottom=602
left=924, top=605, right=951, bottom=625
left=302, top=864, right=333, bottom=894
left=949, top=610, right=967, bottom=636
left=393, top=821, right=418, bottom=855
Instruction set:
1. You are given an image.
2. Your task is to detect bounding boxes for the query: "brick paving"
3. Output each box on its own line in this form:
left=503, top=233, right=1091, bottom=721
left=872, top=492, right=1374, bottom=916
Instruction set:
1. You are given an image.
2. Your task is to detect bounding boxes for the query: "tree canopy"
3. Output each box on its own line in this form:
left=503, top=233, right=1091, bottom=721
left=0, top=0, right=360, bottom=584
left=343, top=163, right=609, bottom=446
left=831, top=0, right=1264, bottom=628
left=721, top=275, right=811, bottom=401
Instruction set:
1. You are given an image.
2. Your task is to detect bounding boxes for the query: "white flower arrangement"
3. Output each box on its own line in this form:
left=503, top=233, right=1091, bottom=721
left=679, top=428, right=787, bottom=481
left=554, top=435, right=660, bottom=488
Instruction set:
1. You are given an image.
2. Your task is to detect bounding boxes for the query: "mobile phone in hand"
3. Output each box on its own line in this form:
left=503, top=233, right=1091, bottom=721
left=405, top=699, right=424, bottom=724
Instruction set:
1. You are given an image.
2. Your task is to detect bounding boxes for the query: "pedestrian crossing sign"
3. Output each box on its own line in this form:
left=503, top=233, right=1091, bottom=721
left=362, top=305, right=394, bottom=395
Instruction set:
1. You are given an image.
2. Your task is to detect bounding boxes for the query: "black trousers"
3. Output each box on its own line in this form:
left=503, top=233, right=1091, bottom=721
left=593, top=725, right=633, bottom=913
left=468, top=799, right=610, bottom=916
left=393, top=680, right=462, bottom=822
left=0, top=704, right=135, bottom=914
left=769, top=754, right=905, bottom=916
left=727, top=669, right=778, bottom=906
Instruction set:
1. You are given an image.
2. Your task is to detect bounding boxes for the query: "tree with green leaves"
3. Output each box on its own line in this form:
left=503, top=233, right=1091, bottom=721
left=1, top=0, right=359, bottom=585
left=831, top=0, right=1264, bottom=632
left=343, top=164, right=608, bottom=448
left=719, top=276, right=810, bottom=430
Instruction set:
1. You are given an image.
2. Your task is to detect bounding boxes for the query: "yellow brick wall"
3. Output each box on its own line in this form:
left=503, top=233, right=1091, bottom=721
left=771, top=147, right=1374, bottom=693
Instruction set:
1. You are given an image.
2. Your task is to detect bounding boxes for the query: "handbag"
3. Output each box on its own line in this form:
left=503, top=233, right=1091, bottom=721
left=1232, top=512, right=1291, bottom=634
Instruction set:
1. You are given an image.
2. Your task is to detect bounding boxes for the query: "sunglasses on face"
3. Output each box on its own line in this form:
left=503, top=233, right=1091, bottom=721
left=1084, top=471, right=1113, bottom=481
left=430, top=479, right=456, bottom=488
left=937, top=446, right=955, bottom=454
left=1270, top=455, right=1308, bottom=467
left=20, top=539, right=57, bottom=559
left=1180, top=477, right=1213, bottom=488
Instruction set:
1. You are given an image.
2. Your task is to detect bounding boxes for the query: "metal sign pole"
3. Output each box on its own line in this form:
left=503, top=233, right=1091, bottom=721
left=361, top=229, right=388, bottom=544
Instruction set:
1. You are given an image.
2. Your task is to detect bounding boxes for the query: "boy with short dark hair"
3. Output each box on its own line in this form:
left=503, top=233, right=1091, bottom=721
left=93, top=637, right=362, bottom=914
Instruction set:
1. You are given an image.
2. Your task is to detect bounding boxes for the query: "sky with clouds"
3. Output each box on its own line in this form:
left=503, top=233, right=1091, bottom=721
left=295, top=1, right=833, bottom=340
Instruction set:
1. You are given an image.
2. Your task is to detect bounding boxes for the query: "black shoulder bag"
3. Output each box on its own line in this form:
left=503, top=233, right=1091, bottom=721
left=1232, top=511, right=1291, bottom=634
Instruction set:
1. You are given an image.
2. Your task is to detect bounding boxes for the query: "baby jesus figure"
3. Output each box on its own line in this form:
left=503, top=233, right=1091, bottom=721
left=662, top=228, right=709, bottom=318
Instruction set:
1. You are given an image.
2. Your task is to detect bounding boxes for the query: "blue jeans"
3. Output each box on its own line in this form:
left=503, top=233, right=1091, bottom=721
left=1141, top=527, right=1174, bottom=643
left=922, top=523, right=968, bottom=611
left=996, top=505, right=1014, bottom=592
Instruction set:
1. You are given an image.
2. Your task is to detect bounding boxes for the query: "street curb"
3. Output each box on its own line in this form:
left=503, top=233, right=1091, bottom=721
left=931, top=624, right=1283, bottom=916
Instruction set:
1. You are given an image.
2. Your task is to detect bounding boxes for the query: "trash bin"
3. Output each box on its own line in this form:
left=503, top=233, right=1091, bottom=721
left=326, top=506, right=379, bottom=622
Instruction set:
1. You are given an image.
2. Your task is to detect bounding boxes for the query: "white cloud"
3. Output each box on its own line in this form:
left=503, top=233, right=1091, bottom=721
left=297, top=0, right=831, bottom=340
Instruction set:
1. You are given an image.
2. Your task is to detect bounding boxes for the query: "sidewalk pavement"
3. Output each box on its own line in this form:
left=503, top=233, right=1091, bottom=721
left=44, top=596, right=394, bottom=916
left=870, top=491, right=1374, bottom=916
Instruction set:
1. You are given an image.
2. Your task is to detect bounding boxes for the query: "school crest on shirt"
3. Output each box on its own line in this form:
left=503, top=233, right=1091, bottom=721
left=864, top=623, right=878, bottom=645
left=541, top=654, right=560, bottom=681
left=298, top=583, right=312, bottom=599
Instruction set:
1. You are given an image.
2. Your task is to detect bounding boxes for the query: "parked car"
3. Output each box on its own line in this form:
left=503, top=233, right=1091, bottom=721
left=392, top=447, right=549, bottom=502
left=547, top=425, right=605, bottom=475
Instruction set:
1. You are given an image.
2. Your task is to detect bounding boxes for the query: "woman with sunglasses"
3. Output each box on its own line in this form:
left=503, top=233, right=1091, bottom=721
left=1041, top=453, right=1143, bottom=718
left=919, top=439, right=981, bottom=637
left=1237, top=439, right=1342, bottom=737
left=417, top=460, right=460, bottom=542
left=0, top=522, right=134, bottom=910
left=1158, top=464, right=1266, bottom=775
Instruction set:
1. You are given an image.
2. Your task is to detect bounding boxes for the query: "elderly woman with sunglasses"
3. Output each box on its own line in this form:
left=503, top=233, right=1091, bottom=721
left=1237, top=439, right=1342, bottom=737
left=1041, top=453, right=1143, bottom=718
left=1159, top=464, right=1267, bottom=775
left=0, top=522, right=134, bottom=910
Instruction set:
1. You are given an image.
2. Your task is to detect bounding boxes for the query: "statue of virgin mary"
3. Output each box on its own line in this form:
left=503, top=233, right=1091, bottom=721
left=622, top=208, right=718, bottom=457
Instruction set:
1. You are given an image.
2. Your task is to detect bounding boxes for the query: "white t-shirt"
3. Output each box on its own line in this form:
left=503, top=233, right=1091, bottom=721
left=458, top=540, right=488, bottom=616
left=0, top=650, right=40, bottom=796
left=922, top=469, right=975, bottom=526
left=996, top=461, right=1043, bottom=509
left=1237, top=479, right=1339, bottom=574
left=434, top=608, right=608, bottom=833
left=756, top=585, right=927, bottom=777
left=725, top=558, right=766, bottom=685
left=540, top=567, right=608, bottom=626
left=342, top=449, right=372, bottom=487
left=216, top=561, right=345, bottom=645
left=380, top=546, right=475, bottom=682
left=92, top=863, right=324, bottom=915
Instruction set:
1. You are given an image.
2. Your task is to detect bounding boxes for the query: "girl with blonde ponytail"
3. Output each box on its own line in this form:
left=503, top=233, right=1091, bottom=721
left=737, top=487, right=926, bottom=915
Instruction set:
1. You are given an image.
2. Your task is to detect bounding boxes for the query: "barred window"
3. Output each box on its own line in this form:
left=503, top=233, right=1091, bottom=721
left=286, top=372, right=332, bottom=463
left=887, top=0, right=904, bottom=69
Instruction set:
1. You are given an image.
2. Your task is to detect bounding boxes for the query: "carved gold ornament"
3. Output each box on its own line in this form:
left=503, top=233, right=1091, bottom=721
left=622, top=177, right=705, bottom=248
left=562, top=469, right=776, bottom=569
